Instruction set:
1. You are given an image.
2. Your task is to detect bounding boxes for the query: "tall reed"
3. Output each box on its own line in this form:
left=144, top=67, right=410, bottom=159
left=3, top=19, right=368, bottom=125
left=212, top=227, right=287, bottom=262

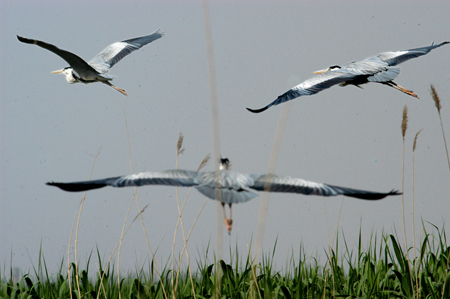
left=412, top=129, right=422, bottom=298
left=3, top=226, right=448, bottom=298
left=430, top=85, right=450, bottom=174
left=400, top=105, right=408, bottom=253
left=429, top=84, right=450, bottom=299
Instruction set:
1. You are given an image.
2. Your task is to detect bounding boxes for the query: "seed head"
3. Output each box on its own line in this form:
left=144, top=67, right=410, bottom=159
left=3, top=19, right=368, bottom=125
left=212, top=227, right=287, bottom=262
left=430, top=84, right=442, bottom=114
left=401, top=105, right=408, bottom=139
left=413, top=129, right=423, bottom=152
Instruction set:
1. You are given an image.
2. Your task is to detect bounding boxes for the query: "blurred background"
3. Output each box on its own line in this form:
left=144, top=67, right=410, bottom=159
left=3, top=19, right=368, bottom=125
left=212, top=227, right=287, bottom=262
left=1, top=0, right=449, bottom=275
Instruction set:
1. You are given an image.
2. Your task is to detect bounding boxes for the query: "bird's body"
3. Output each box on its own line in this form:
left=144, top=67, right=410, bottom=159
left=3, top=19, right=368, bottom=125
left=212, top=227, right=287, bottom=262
left=47, top=158, right=400, bottom=233
left=17, top=31, right=164, bottom=96
left=247, top=41, right=449, bottom=113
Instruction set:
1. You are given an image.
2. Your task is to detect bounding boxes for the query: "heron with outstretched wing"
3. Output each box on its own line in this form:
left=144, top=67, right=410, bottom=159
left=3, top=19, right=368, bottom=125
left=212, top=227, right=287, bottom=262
left=47, top=158, right=400, bottom=233
left=17, top=30, right=163, bottom=96
left=247, top=41, right=449, bottom=113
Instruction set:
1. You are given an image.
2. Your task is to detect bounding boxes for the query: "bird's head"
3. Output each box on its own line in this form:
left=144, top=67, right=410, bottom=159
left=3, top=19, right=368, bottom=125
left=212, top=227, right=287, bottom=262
left=219, top=157, right=231, bottom=170
left=313, top=65, right=341, bottom=74
left=51, top=67, right=77, bottom=83
left=51, top=67, right=72, bottom=75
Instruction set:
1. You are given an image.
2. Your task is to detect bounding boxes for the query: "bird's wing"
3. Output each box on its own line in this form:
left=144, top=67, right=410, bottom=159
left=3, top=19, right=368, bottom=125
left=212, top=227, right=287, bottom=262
left=370, top=41, right=449, bottom=67
left=367, top=67, right=401, bottom=82
left=246, top=70, right=355, bottom=113
left=47, top=169, right=199, bottom=192
left=88, top=30, right=164, bottom=73
left=194, top=171, right=258, bottom=204
left=249, top=174, right=400, bottom=200
left=17, top=35, right=97, bottom=74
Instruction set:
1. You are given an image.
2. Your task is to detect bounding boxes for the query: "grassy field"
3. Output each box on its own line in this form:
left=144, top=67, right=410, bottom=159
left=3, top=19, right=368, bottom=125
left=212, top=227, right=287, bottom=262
left=2, top=86, right=449, bottom=299
left=1, top=226, right=449, bottom=299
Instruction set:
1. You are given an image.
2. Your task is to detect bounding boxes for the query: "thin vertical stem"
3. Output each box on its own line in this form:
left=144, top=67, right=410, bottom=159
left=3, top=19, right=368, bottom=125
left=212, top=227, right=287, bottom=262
left=412, top=129, right=422, bottom=298
left=202, top=1, right=223, bottom=297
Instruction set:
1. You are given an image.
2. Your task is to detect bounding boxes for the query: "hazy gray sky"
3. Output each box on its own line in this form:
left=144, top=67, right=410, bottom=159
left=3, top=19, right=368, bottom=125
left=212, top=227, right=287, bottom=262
left=1, top=0, right=449, bottom=274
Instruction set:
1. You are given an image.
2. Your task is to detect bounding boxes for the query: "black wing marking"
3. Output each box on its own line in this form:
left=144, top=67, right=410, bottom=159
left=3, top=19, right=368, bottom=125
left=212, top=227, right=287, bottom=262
left=249, top=174, right=401, bottom=200
left=247, top=70, right=355, bottom=113
left=47, top=170, right=199, bottom=192
left=17, top=35, right=97, bottom=74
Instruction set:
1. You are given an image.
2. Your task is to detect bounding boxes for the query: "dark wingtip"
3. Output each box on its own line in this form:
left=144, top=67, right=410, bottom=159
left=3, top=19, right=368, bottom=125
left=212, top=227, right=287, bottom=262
left=370, top=189, right=402, bottom=200
left=47, top=181, right=108, bottom=192
left=17, top=35, right=32, bottom=44
left=246, top=106, right=269, bottom=113
left=344, top=189, right=402, bottom=200
left=388, top=189, right=402, bottom=196
left=46, top=182, right=68, bottom=190
left=435, top=41, right=449, bottom=47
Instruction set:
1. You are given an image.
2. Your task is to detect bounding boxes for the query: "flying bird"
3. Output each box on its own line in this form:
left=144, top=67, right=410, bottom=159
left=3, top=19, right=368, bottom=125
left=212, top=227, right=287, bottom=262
left=47, top=158, right=400, bottom=233
left=247, top=41, right=449, bottom=113
left=17, top=30, right=164, bottom=96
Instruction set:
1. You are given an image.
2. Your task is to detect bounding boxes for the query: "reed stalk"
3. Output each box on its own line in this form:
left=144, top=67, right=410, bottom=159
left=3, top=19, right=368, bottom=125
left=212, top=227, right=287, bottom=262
left=412, top=129, right=422, bottom=299
left=430, top=84, right=450, bottom=299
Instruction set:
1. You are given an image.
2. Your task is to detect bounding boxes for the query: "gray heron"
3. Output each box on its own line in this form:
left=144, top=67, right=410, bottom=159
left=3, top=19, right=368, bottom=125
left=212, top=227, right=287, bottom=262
left=17, top=30, right=163, bottom=96
left=47, top=158, right=400, bottom=233
left=247, top=41, right=449, bottom=113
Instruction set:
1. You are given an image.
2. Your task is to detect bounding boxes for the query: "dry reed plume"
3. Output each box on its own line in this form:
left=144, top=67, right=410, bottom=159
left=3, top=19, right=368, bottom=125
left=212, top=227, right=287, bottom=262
left=430, top=84, right=450, bottom=174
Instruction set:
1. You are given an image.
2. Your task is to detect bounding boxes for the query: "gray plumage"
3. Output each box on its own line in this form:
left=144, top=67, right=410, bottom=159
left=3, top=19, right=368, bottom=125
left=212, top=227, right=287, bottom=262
left=247, top=41, right=449, bottom=113
left=47, top=159, right=400, bottom=204
left=17, top=30, right=163, bottom=95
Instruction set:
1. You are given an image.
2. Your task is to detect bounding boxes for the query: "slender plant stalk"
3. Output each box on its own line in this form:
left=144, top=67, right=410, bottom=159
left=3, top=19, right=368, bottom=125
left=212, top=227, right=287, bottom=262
left=400, top=105, right=414, bottom=297
left=70, top=149, right=101, bottom=299
left=67, top=206, right=77, bottom=299
left=97, top=199, right=148, bottom=298
left=174, top=196, right=209, bottom=294
left=251, top=102, right=291, bottom=299
left=171, top=133, right=198, bottom=299
left=400, top=105, right=408, bottom=252
left=116, top=192, right=135, bottom=299
left=322, top=199, right=335, bottom=298
left=254, top=102, right=292, bottom=261
left=430, top=85, right=450, bottom=299
left=201, top=1, right=223, bottom=297
left=412, top=129, right=422, bottom=299
left=123, top=111, right=168, bottom=299
left=172, top=149, right=211, bottom=296
left=116, top=117, right=153, bottom=299
left=171, top=132, right=184, bottom=298
left=327, top=198, right=346, bottom=297
left=174, top=193, right=209, bottom=295
left=430, top=85, right=450, bottom=173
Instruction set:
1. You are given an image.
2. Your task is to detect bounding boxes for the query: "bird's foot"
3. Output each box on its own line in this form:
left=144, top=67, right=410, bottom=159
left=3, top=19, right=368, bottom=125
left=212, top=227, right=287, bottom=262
left=403, top=89, right=419, bottom=99
left=224, top=218, right=233, bottom=234
left=104, top=81, right=128, bottom=96
left=386, top=82, right=419, bottom=99
left=115, top=87, right=128, bottom=96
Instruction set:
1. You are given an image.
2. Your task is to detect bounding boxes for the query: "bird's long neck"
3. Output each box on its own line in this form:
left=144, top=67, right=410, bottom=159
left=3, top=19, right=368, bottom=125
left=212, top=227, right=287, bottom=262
left=63, top=68, right=78, bottom=84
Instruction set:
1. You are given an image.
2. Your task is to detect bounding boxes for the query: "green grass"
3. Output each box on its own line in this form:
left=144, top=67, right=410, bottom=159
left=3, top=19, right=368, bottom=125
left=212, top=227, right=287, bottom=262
left=2, top=225, right=449, bottom=299
left=3, top=86, right=448, bottom=299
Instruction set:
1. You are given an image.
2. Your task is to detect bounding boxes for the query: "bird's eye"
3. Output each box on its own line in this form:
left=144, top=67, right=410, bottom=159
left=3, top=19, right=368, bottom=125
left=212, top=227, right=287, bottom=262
left=329, top=65, right=341, bottom=70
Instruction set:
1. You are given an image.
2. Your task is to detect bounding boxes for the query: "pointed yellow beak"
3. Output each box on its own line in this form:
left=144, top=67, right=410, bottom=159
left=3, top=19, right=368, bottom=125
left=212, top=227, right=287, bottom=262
left=313, top=68, right=329, bottom=74
left=51, top=69, right=63, bottom=74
